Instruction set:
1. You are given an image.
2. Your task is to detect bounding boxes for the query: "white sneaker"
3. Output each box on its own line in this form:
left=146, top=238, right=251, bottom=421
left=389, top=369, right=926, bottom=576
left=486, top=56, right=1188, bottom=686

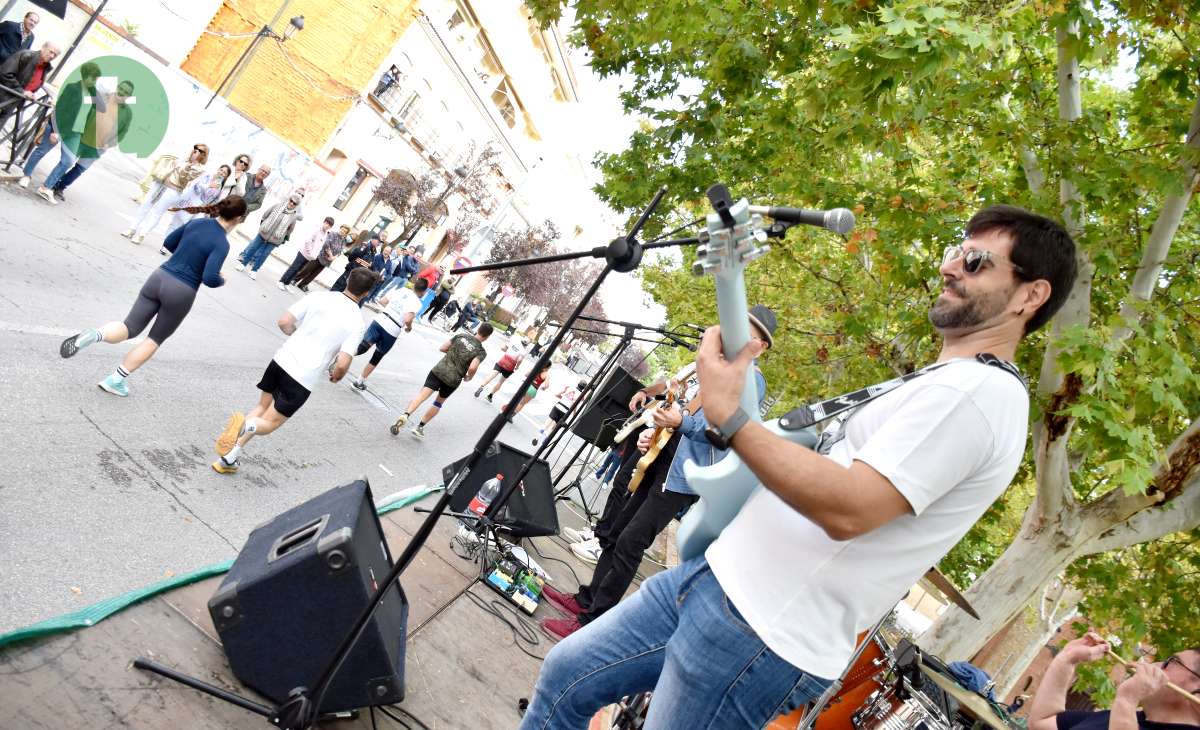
left=131, top=234, right=145, bottom=244
left=249, top=271, right=257, bottom=281
left=276, top=281, right=287, bottom=291
left=234, top=262, right=245, bottom=272
left=120, top=228, right=134, bottom=238
left=36, top=186, right=57, bottom=205
left=562, top=527, right=595, bottom=544
left=570, top=539, right=601, bottom=565
left=17, top=176, right=29, bottom=188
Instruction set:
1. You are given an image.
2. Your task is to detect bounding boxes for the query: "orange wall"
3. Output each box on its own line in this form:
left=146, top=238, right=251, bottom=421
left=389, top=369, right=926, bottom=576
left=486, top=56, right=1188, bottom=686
left=183, top=0, right=418, bottom=154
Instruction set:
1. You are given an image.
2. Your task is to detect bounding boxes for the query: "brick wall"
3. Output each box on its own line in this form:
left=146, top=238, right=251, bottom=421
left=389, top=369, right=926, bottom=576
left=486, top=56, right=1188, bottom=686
left=182, top=0, right=418, bottom=154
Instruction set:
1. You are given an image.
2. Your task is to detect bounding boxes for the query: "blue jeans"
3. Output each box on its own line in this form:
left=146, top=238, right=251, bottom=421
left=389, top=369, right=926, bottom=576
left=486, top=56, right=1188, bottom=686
left=22, top=125, right=57, bottom=177
left=594, top=448, right=622, bottom=484
left=43, top=137, right=83, bottom=189
left=239, top=234, right=278, bottom=272
left=520, top=557, right=831, bottom=729
left=366, top=275, right=395, bottom=302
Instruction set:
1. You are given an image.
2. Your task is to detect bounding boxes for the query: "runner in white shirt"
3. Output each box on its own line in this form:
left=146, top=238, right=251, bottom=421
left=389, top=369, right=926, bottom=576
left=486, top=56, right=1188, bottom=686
left=520, top=205, right=1080, bottom=729
left=351, top=278, right=427, bottom=389
left=210, top=267, right=377, bottom=475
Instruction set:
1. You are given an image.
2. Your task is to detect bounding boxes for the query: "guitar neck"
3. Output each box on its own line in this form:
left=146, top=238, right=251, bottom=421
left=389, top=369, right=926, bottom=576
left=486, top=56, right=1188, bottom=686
left=713, top=268, right=760, bottom=422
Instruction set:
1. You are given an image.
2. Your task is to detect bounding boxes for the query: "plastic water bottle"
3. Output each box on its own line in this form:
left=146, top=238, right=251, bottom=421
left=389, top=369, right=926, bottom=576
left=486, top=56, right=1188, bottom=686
left=468, top=474, right=503, bottom=517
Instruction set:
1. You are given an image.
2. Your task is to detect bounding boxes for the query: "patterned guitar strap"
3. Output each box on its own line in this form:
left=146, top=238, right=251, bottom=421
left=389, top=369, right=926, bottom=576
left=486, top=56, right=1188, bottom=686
left=777, top=353, right=1027, bottom=455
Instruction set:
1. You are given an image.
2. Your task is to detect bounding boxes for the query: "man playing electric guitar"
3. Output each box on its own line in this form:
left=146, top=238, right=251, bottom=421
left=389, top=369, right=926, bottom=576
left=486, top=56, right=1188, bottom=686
left=538, top=307, right=776, bottom=642
left=520, top=206, right=1078, bottom=729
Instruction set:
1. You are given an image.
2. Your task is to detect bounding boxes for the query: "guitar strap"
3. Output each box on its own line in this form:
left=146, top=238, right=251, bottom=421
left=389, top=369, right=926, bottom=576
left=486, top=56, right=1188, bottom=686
left=779, top=353, right=1026, bottom=433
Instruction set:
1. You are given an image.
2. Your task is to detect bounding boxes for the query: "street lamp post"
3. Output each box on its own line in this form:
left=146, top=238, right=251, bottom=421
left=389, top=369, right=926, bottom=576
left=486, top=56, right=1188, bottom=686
left=206, top=14, right=304, bottom=109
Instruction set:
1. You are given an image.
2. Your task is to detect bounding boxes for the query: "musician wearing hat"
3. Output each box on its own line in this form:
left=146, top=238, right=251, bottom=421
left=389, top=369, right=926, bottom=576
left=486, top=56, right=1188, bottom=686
left=521, top=206, right=1079, bottom=729
left=1029, top=632, right=1200, bottom=730
left=536, top=306, right=776, bottom=645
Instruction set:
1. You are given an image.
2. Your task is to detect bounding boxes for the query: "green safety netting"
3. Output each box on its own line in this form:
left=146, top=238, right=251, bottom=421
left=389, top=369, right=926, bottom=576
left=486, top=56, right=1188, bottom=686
left=0, top=487, right=438, bottom=650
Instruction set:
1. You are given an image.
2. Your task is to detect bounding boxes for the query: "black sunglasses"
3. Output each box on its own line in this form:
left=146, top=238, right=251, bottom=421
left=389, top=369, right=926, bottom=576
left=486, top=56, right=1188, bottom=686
left=236, top=158, right=249, bottom=165
left=193, top=146, right=207, bottom=154
left=942, top=245, right=1027, bottom=276
left=1166, top=655, right=1200, bottom=684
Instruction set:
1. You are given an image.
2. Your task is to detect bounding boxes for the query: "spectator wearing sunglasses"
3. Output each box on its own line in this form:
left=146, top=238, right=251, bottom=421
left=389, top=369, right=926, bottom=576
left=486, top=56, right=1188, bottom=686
left=218, top=153, right=252, bottom=201
left=1029, top=631, right=1200, bottom=730
left=123, top=143, right=209, bottom=244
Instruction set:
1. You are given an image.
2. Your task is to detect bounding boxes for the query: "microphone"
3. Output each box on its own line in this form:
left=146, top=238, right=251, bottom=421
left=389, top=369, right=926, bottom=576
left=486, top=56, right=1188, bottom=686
left=749, top=205, right=856, bottom=235
left=666, top=333, right=698, bottom=352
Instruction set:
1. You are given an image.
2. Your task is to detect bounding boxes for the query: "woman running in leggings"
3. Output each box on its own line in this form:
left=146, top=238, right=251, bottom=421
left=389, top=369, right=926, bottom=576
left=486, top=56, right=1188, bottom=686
left=60, top=196, right=248, bottom=397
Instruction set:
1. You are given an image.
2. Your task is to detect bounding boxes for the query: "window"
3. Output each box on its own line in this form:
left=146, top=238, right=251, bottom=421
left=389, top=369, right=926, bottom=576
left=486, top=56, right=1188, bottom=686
left=334, top=167, right=369, bottom=210
left=492, top=81, right=516, bottom=128
left=396, top=92, right=420, bottom=121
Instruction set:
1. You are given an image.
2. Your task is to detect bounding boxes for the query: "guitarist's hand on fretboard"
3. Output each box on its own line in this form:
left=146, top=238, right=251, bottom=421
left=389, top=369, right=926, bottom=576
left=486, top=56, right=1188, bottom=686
left=651, top=403, right=684, bottom=429
left=636, top=428, right=655, bottom=453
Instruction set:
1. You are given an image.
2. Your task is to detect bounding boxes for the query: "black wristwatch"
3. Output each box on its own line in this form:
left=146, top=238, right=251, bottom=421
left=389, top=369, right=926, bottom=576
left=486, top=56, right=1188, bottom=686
left=704, top=407, right=750, bottom=449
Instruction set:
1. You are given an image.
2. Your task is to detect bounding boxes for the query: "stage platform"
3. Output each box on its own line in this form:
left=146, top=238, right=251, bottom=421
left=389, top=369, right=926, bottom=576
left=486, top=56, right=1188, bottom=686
left=0, top=489, right=663, bottom=729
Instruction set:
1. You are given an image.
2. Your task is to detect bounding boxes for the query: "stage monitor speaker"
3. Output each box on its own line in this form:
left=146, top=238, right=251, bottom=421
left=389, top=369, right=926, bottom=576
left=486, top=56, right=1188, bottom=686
left=443, top=442, right=558, bottom=538
left=571, top=365, right=645, bottom=450
left=208, top=479, right=408, bottom=713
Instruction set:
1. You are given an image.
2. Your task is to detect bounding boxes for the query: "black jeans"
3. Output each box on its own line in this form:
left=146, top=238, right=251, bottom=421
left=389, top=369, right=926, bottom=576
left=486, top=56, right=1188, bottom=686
left=279, top=253, right=309, bottom=285
left=576, top=433, right=696, bottom=624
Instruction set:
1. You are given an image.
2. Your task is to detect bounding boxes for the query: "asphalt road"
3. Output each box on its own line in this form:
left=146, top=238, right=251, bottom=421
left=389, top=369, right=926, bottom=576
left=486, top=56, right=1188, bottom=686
left=0, top=154, right=605, bottom=634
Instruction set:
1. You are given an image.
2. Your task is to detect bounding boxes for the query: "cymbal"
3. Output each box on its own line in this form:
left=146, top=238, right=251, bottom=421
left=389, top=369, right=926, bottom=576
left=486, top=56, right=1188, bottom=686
left=922, top=568, right=979, bottom=620
left=919, top=661, right=1010, bottom=730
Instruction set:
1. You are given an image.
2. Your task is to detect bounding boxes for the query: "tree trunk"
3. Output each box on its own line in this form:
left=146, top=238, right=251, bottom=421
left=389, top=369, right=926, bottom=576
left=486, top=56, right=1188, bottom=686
left=918, top=506, right=1083, bottom=660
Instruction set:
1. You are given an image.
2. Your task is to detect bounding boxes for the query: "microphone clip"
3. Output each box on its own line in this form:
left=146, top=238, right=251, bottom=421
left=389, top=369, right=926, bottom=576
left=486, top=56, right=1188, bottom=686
left=761, top=219, right=798, bottom=240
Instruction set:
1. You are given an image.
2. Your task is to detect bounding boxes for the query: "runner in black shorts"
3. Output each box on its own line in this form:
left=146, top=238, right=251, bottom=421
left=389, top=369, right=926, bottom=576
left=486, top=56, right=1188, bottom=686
left=59, top=196, right=246, bottom=397
left=390, top=323, right=493, bottom=439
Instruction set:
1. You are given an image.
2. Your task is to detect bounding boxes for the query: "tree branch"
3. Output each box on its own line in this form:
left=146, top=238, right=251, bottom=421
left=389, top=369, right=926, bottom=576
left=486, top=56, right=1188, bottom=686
left=1079, top=417, right=1200, bottom=554
left=1111, top=90, right=1200, bottom=343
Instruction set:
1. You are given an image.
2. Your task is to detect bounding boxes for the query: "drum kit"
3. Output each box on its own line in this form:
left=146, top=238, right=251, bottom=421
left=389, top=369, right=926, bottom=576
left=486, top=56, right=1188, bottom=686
left=604, top=569, right=1013, bottom=730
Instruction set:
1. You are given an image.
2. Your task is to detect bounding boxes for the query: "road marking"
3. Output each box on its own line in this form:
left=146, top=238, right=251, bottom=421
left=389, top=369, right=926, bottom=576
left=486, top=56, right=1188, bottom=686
left=379, top=464, right=395, bottom=477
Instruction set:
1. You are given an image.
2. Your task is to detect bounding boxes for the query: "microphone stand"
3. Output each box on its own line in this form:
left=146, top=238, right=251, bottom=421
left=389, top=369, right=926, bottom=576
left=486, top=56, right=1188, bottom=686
left=131, top=187, right=702, bottom=729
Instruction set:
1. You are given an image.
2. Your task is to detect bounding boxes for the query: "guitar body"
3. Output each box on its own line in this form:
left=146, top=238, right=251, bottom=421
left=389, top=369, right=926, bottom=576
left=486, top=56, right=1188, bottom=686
left=627, top=425, right=674, bottom=494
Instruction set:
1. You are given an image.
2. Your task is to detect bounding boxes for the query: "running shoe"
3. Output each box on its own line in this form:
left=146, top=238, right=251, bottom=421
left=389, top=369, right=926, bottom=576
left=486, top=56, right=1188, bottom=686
left=389, top=413, right=408, bottom=435
left=234, top=262, right=245, bottom=272
left=53, top=189, right=65, bottom=202
left=131, top=234, right=145, bottom=244
left=211, top=457, right=239, bottom=474
left=410, top=423, right=426, bottom=439
left=158, top=247, right=168, bottom=256
left=249, top=271, right=257, bottom=281
left=562, top=526, right=595, bottom=544
left=216, top=412, right=245, bottom=457
left=60, top=332, right=84, bottom=358
left=17, top=176, right=29, bottom=188
left=532, top=437, right=539, bottom=446
left=276, top=281, right=287, bottom=291
left=120, top=228, right=134, bottom=238
left=97, top=374, right=129, bottom=397
left=473, top=387, right=482, bottom=398
left=570, top=539, right=601, bottom=565
left=36, top=186, right=56, bottom=204
left=485, top=393, right=493, bottom=402
left=351, top=378, right=366, bottom=390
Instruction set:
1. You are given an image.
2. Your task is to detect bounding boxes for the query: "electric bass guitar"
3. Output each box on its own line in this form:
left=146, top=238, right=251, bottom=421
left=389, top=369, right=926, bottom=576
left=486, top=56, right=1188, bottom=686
left=676, top=185, right=848, bottom=560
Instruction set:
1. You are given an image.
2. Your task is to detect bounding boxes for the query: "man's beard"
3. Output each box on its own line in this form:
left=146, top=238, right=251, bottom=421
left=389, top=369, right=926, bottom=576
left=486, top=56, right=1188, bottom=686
left=928, top=282, right=1012, bottom=330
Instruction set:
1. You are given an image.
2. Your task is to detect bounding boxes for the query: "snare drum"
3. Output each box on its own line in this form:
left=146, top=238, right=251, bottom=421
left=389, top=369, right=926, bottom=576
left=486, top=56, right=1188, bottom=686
left=767, top=633, right=897, bottom=730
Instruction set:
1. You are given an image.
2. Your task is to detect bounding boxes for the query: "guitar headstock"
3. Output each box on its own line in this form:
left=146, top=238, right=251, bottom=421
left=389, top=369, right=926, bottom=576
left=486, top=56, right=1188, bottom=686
left=692, top=184, right=769, bottom=279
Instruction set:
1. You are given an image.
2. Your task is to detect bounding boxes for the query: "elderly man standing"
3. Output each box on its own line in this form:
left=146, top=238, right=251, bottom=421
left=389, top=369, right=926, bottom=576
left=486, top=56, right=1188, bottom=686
left=0, top=40, right=57, bottom=130
left=0, top=11, right=38, bottom=63
left=235, top=191, right=304, bottom=280
left=241, top=163, right=272, bottom=215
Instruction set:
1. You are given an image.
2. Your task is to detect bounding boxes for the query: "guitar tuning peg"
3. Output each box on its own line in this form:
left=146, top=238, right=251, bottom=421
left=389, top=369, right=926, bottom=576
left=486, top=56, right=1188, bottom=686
left=753, top=229, right=768, bottom=243
left=695, top=246, right=708, bottom=258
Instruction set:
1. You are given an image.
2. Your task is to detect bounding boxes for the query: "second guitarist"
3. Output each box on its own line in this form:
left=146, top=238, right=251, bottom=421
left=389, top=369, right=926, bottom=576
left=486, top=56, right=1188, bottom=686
left=539, top=306, right=777, bottom=642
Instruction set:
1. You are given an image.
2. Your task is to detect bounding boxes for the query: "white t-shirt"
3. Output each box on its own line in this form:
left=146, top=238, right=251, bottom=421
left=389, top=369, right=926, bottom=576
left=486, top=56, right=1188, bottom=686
left=374, top=288, right=422, bottom=337
left=273, top=292, right=366, bottom=390
left=706, top=359, right=1028, bottom=679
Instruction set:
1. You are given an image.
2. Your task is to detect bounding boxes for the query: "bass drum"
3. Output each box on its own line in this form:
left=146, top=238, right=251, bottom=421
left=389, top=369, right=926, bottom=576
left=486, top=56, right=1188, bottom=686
left=767, top=633, right=897, bottom=730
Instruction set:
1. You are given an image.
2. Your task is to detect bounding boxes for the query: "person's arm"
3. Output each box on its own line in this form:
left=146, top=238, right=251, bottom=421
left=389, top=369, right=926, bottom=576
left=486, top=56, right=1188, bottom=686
left=163, top=223, right=185, bottom=254
left=402, top=311, right=415, bottom=331
left=329, top=352, right=352, bottom=383
left=696, top=326, right=995, bottom=541
left=0, top=52, right=22, bottom=90
left=629, top=379, right=668, bottom=411
left=1027, top=633, right=1112, bottom=730
left=465, top=357, right=482, bottom=381
left=201, top=241, right=227, bottom=288
left=278, top=312, right=299, bottom=335
left=438, top=339, right=452, bottom=353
